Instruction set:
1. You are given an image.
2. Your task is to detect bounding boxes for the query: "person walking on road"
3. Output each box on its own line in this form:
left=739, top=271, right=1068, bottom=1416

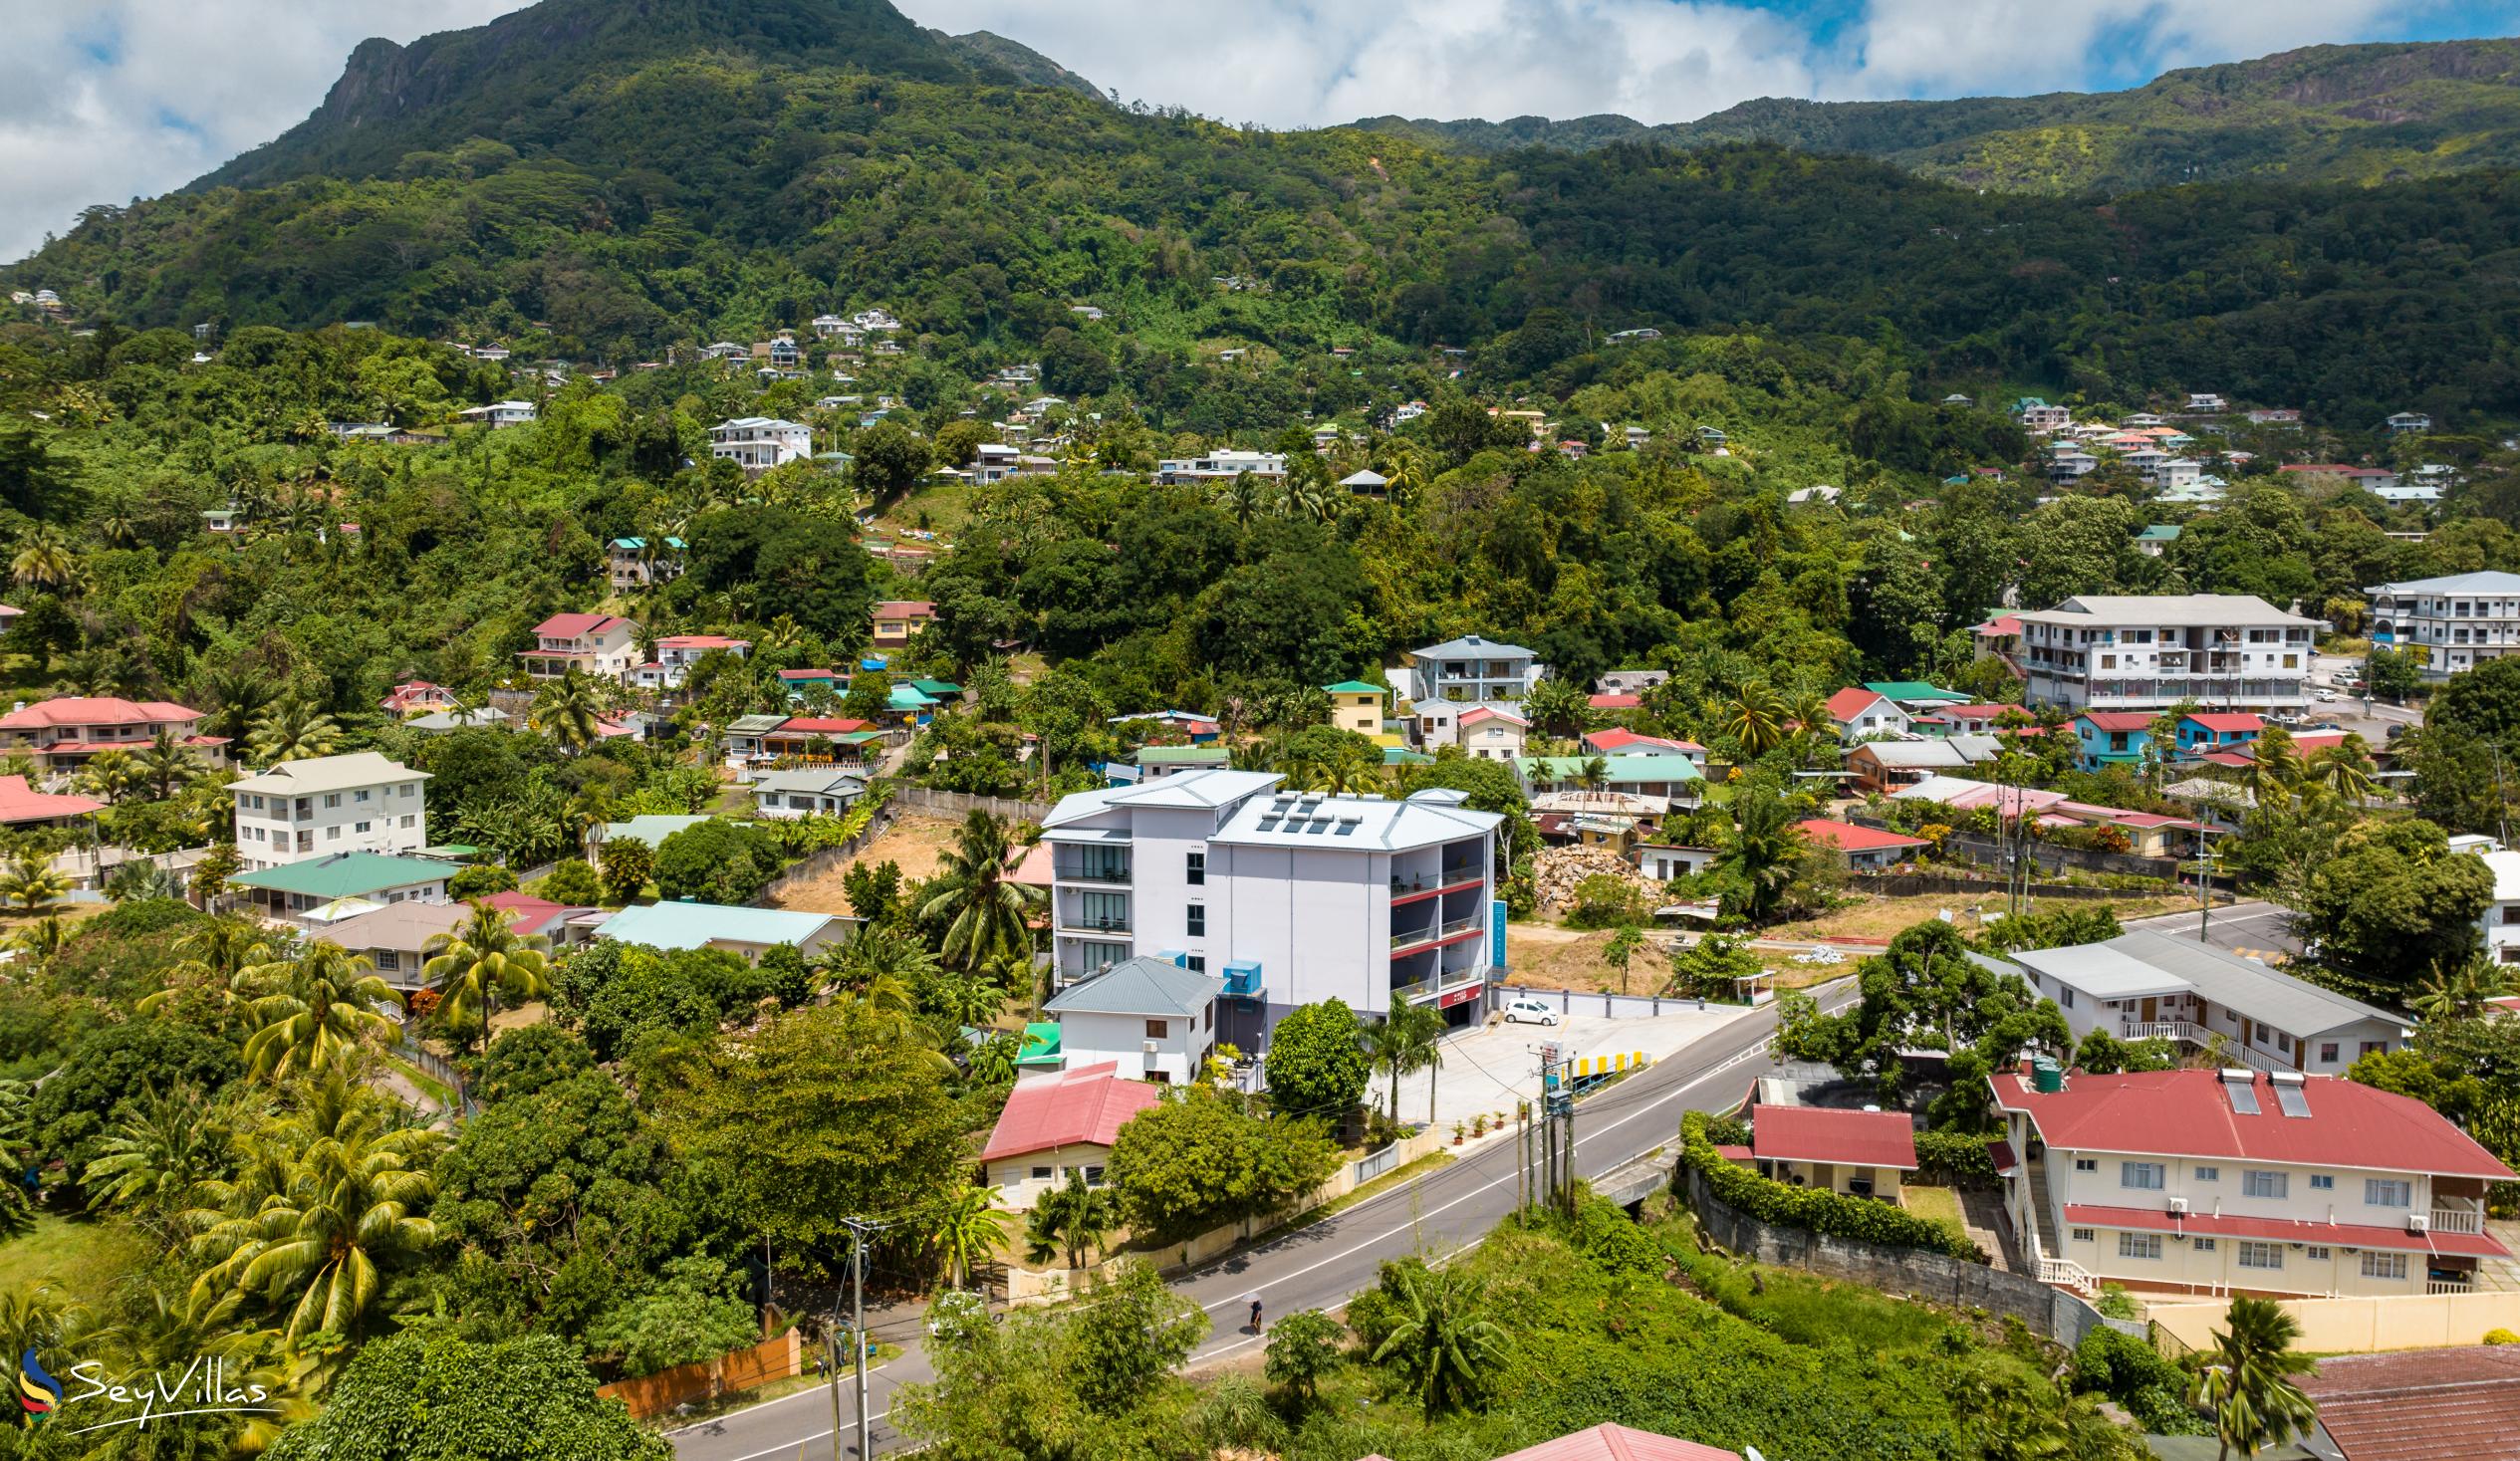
left=1247, top=1295, right=1264, bottom=1335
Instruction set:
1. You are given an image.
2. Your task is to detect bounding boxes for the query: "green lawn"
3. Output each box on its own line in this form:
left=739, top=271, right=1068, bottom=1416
left=1902, top=1183, right=1970, bottom=1248
left=873, top=483, right=972, bottom=537
left=0, top=1213, right=151, bottom=1310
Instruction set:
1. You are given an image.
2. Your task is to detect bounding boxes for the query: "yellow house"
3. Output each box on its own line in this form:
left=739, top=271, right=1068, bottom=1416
left=1324, top=680, right=1388, bottom=737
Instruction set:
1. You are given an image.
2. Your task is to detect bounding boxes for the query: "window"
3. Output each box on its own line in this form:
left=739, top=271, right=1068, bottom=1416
left=2243, top=1170, right=2288, bottom=1200
left=2075, top=1157, right=2099, bottom=1173
left=2320, top=1043, right=2340, bottom=1064
left=2194, top=1166, right=2220, bottom=1182
left=2071, top=1227, right=2096, bottom=1243
left=2365, top=1178, right=2412, bottom=1208
left=2237, top=1241, right=2284, bottom=1270
left=2361, top=1041, right=2387, bottom=1057
left=2310, top=1174, right=2335, bottom=1191
left=1144, top=1020, right=1169, bottom=1040
left=2061, top=988, right=2075, bottom=1009
left=1185, top=956, right=1206, bottom=974
left=399, top=815, right=414, bottom=829
left=2194, top=1238, right=2217, bottom=1252
left=355, top=822, right=371, bottom=835
left=324, top=794, right=342, bottom=809
left=375, top=951, right=398, bottom=972
left=1186, top=904, right=1205, bottom=937
left=2362, top=1252, right=2407, bottom=1280
left=354, top=789, right=371, bottom=804
left=2306, top=1246, right=2332, bottom=1261
left=1030, top=1165, right=1053, bottom=1181
left=2119, top=1233, right=2163, bottom=1260
left=1185, top=852, right=1204, bottom=886
left=1084, top=1165, right=1106, bottom=1185
left=2122, top=1161, right=2166, bottom=1191
left=326, top=827, right=342, bottom=841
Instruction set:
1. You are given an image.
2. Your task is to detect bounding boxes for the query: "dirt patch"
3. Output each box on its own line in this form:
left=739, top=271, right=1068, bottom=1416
left=1505, top=924, right=1659, bottom=995
left=764, top=814, right=963, bottom=916
left=1765, top=891, right=2192, bottom=944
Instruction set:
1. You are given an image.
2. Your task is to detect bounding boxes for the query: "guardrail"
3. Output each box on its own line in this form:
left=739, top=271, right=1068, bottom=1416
left=2430, top=1206, right=2486, bottom=1235
left=2121, top=1021, right=2284, bottom=1073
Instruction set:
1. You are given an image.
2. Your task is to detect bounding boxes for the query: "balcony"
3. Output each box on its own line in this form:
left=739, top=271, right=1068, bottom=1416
left=1390, top=912, right=1483, bottom=951
left=1058, top=915, right=1131, bottom=935
left=1391, top=870, right=1484, bottom=905
left=2430, top=1202, right=2486, bottom=1235
left=1054, top=862, right=1133, bottom=884
left=1391, top=963, right=1489, bottom=1005
left=2428, top=1277, right=2475, bottom=1295
left=2122, top=1021, right=2284, bottom=1073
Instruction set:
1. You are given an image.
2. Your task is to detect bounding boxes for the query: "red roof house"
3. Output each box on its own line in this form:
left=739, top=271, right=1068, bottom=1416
left=981, top=1064, right=1161, bottom=1200
left=1751, top=1105, right=1920, bottom=1172
left=1588, top=692, right=1642, bottom=711
left=1488, top=1424, right=1741, bottom=1461
left=1795, top=819, right=1927, bottom=867
left=0, top=775, right=103, bottom=828
left=1584, top=728, right=1704, bottom=758
left=2298, top=1344, right=2520, bottom=1461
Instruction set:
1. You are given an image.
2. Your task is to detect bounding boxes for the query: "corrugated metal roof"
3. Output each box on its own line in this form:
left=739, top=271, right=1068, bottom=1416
left=2012, top=931, right=2395, bottom=1039
left=1043, top=956, right=1221, bottom=1018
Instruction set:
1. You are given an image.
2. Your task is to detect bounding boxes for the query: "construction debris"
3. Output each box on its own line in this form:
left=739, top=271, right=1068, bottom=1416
left=1534, top=845, right=1648, bottom=909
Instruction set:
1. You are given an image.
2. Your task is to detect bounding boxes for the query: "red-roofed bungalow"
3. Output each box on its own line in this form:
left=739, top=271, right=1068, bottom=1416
left=980, top=1062, right=1161, bottom=1209
left=1747, top=1101, right=1919, bottom=1202
left=0, top=697, right=224, bottom=773
left=1795, top=818, right=1927, bottom=870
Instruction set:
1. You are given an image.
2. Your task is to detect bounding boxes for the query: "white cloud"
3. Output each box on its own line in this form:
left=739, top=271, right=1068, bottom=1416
left=0, top=0, right=2497, bottom=266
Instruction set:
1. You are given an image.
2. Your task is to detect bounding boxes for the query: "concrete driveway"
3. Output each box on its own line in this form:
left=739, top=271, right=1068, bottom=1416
left=1369, top=1004, right=1759, bottom=1132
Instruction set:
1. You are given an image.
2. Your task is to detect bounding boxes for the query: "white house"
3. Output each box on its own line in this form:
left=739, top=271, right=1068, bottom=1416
left=457, top=400, right=538, bottom=428
left=1154, top=450, right=1286, bottom=484
left=2474, top=849, right=2520, bottom=966
left=1040, top=771, right=1503, bottom=1051
left=631, top=633, right=749, bottom=692
left=230, top=753, right=429, bottom=871
left=1994, top=1064, right=2513, bottom=1299
left=592, top=901, right=852, bottom=963
left=710, top=417, right=814, bottom=470
left=2016, top=595, right=2321, bottom=713
left=1996, top=931, right=2406, bottom=1076
left=520, top=612, right=640, bottom=680
left=2365, top=571, right=2520, bottom=680
left=1041, top=955, right=1222, bottom=1085
left=750, top=768, right=866, bottom=820
left=978, top=1062, right=1159, bottom=1209
left=1456, top=704, right=1529, bottom=761
left=1824, top=688, right=1911, bottom=742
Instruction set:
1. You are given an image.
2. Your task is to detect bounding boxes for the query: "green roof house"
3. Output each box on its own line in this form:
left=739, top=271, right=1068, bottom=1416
left=228, top=852, right=453, bottom=921
left=593, top=900, right=854, bottom=962
left=1862, top=681, right=1970, bottom=709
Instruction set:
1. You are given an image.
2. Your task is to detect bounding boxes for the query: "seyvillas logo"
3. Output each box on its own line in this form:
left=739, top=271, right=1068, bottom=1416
left=18, top=1348, right=60, bottom=1424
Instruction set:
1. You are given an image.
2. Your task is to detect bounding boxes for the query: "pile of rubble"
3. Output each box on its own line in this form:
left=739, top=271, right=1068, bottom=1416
left=1534, top=845, right=1648, bottom=909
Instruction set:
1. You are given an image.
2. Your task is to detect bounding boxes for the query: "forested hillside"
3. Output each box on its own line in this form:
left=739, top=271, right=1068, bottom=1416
left=1360, top=38, right=2520, bottom=193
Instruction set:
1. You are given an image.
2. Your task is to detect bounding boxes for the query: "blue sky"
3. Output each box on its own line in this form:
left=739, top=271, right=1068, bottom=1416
left=5, top=0, right=2519, bottom=263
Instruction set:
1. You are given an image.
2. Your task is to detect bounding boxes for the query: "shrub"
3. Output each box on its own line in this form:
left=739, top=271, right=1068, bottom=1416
left=1912, top=1128, right=1999, bottom=1185
left=1677, top=1112, right=1983, bottom=1261
left=654, top=821, right=783, bottom=905
left=1565, top=873, right=1651, bottom=929
left=2488, top=1327, right=2520, bottom=1344
left=1342, top=1286, right=1402, bottom=1355
left=449, top=863, right=520, bottom=898
left=537, top=858, right=601, bottom=906
left=2071, top=1327, right=2205, bottom=1434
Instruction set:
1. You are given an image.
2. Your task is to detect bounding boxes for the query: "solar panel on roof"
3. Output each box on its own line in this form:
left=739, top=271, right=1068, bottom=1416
left=2222, top=1074, right=2261, bottom=1115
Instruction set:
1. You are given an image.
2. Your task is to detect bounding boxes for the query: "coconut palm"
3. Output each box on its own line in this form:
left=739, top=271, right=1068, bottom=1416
left=935, top=968, right=1006, bottom=1032
left=9, top=526, right=76, bottom=592
left=196, top=665, right=278, bottom=743
left=2242, top=726, right=2304, bottom=806
left=919, top=811, right=1047, bottom=971
left=920, top=1184, right=1010, bottom=1290
left=0, top=850, right=69, bottom=912
left=140, top=916, right=279, bottom=1017
left=1371, top=1262, right=1510, bottom=1417
left=1222, top=471, right=1264, bottom=528
left=2308, top=735, right=2377, bottom=801
left=533, top=666, right=605, bottom=752
left=1383, top=441, right=1428, bottom=510
left=247, top=697, right=342, bottom=764
left=239, top=942, right=402, bottom=1080
left=1712, top=785, right=1808, bottom=925
left=1723, top=683, right=1790, bottom=759
left=186, top=1115, right=441, bottom=1341
left=84, top=1083, right=236, bottom=1230
left=1023, top=1171, right=1113, bottom=1270
left=966, top=1030, right=1021, bottom=1085
left=420, top=899, right=552, bottom=1057
left=135, top=725, right=203, bottom=800
left=5, top=915, right=70, bottom=978
left=2190, top=1296, right=2318, bottom=1460
left=76, top=748, right=143, bottom=804
left=1362, top=1002, right=1445, bottom=1129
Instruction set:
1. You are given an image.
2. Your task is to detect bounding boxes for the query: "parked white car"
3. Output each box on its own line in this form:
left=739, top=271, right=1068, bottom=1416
left=1501, top=996, right=1563, bottom=1027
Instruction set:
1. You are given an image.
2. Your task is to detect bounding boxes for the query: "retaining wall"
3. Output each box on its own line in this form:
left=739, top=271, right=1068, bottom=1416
left=872, top=781, right=1053, bottom=823
left=2147, top=1290, right=2520, bottom=1353
left=595, top=1328, right=801, bottom=1420
left=1495, top=985, right=1755, bottom=1021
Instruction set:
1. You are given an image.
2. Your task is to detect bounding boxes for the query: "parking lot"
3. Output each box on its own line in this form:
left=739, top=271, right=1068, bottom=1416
left=1370, top=1003, right=1760, bottom=1132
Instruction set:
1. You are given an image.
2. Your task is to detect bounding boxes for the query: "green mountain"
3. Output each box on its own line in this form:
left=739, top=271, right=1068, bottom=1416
left=928, top=28, right=1101, bottom=101
left=1358, top=38, right=2520, bottom=193
left=12, top=0, right=2520, bottom=430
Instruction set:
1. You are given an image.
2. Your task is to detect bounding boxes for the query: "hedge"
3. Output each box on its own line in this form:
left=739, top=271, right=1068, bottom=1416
left=1677, top=1111, right=1986, bottom=1263
left=1912, top=1127, right=2000, bottom=1185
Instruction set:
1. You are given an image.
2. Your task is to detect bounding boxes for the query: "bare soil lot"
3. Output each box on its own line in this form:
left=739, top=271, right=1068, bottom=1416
left=763, top=814, right=963, bottom=916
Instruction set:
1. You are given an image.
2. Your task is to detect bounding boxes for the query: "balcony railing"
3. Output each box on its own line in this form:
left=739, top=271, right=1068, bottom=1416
left=1055, top=864, right=1133, bottom=884
left=1391, top=964, right=1489, bottom=1004
left=1391, top=913, right=1483, bottom=950
left=2123, top=1021, right=2285, bottom=1073
left=1059, top=915, right=1131, bottom=934
left=2428, top=1278, right=2475, bottom=1295
left=2429, top=1205, right=2486, bottom=1235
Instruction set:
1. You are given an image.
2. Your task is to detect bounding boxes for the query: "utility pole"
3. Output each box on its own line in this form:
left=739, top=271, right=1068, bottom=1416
left=838, top=1216, right=884, bottom=1461
left=2194, top=828, right=2212, bottom=943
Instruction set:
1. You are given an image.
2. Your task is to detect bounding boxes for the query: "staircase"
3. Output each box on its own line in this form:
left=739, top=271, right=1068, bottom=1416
left=2024, top=1165, right=2098, bottom=1297
left=2027, top=1166, right=2063, bottom=1257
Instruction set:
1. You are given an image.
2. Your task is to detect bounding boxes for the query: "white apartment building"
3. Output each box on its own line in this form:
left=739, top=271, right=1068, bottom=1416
left=1039, top=770, right=1503, bottom=1053
left=2364, top=571, right=2520, bottom=679
left=2474, top=848, right=2520, bottom=965
left=2016, top=595, right=2321, bottom=713
left=457, top=400, right=538, bottom=428
left=630, top=633, right=750, bottom=693
left=231, top=753, right=429, bottom=871
left=1994, top=1065, right=2513, bottom=1299
left=520, top=612, right=640, bottom=680
left=1042, top=955, right=1223, bottom=1084
left=1998, top=931, right=2405, bottom=1077
left=1154, top=450, right=1287, bottom=484
left=709, top=417, right=813, bottom=470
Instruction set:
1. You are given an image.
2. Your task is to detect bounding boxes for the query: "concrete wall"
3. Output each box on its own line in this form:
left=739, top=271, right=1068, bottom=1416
left=1498, top=984, right=1755, bottom=1020
left=1682, top=1167, right=2130, bottom=1349
left=1850, top=818, right=2186, bottom=881
left=2148, top=1290, right=2520, bottom=1353
left=1853, top=872, right=2126, bottom=902
left=874, top=782, right=1053, bottom=822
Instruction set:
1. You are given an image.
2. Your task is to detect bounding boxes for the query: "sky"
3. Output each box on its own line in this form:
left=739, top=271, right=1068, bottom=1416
left=5, top=0, right=2518, bottom=264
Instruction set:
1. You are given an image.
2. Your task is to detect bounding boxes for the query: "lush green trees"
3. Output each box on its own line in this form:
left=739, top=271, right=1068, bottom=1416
left=1263, top=1308, right=1344, bottom=1402
left=1104, top=1086, right=1340, bottom=1240
left=2300, top=818, right=2492, bottom=994
left=1024, top=1170, right=1115, bottom=1270
left=652, top=819, right=783, bottom=905
left=237, top=942, right=402, bottom=1080
left=1713, top=782, right=1821, bottom=924
left=1774, top=919, right=2069, bottom=1105
left=1369, top=1260, right=1510, bottom=1418
left=472, top=1023, right=597, bottom=1102
left=1262, top=998, right=1370, bottom=1120
left=917, top=811, right=1045, bottom=970
left=598, top=836, right=654, bottom=904
left=265, top=1330, right=665, bottom=1461
left=1360, top=1002, right=1445, bottom=1130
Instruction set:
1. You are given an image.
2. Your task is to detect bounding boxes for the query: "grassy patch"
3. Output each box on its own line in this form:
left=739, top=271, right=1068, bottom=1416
left=1901, top=1184, right=1970, bottom=1247
left=0, top=1213, right=151, bottom=1311
left=385, top=1054, right=457, bottom=1110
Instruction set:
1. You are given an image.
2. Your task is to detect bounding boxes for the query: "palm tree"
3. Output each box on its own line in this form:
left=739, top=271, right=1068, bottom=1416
left=1522, top=676, right=1593, bottom=740
left=247, top=697, right=342, bottom=764
left=1383, top=441, right=1428, bottom=511
left=135, top=726, right=202, bottom=800
left=1223, top=472, right=1264, bottom=528
left=420, top=900, right=552, bottom=1056
left=2308, top=734, right=2377, bottom=801
left=1362, top=1002, right=1444, bottom=1129
left=186, top=1118, right=441, bottom=1341
left=239, top=943, right=401, bottom=1080
left=966, top=1030, right=1020, bottom=1085
left=1579, top=755, right=1611, bottom=793
left=4, top=915, right=69, bottom=978
left=1723, top=683, right=1789, bottom=759
left=1022, top=1171, right=1113, bottom=1270
left=2243, top=726, right=2304, bottom=807
left=84, top=1084, right=234, bottom=1232
left=1371, top=1263, right=1510, bottom=1417
left=920, top=1184, right=1010, bottom=1290
left=2412, top=953, right=2509, bottom=1023
left=534, top=666, right=605, bottom=752
left=2190, top=1296, right=2318, bottom=1460
left=936, top=968, right=1006, bottom=1032
left=140, top=916, right=278, bottom=1017
left=9, top=525, right=76, bottom=593
left=0, top=850, right=69, bottom=912
left=1712, top=785, right=1808, bottom=925
left=196, top=666, right=277, bottom=744
left=919, top=811, right=1047, bottom=971
left=76, top=748, right=142, bottom=804
left=1604, top=923, right=1647, bottom=996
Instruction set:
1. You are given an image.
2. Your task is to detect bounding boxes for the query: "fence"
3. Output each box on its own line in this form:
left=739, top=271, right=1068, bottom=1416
left=596, top=1327, right=802, bottom=1420
left=392, top=1042, right=478, bottom=1118
left=872, top=781, right=1054, bottom=823
left=1680, top=1166, right=2135, bottom=1349
left=1851, top=872, right=2138, bottom=902
left=1848, top=818, right=2188, bottom=882
left=1495, top=984, right=1748, bottom=1021
left=753, top=805, right=897, bottom=905
left=2146, top=1290, right=2520, bottom=1354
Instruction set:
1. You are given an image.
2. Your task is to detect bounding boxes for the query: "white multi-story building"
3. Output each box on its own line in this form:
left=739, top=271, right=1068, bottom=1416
left=2016, top=595, right=2321, bottom=713
left=2364, top=571, right=2520, bottom=679
left=1994, top=1065, right=2513, bottom=1299
left=1154, top=450, right=1287, bottom=485
left=709, top=417, right=813, bottom=470
left=1403, top=635, right=1547, bottom=751
left=630, top=634, right=750, bottom=692
left=1039, top=770, right=1503, bottom=1051
left=230, top=753, right=430, bottom=871
left=520, top=612, right=640, bottom=680
left=457, top=400, right=538, bottom=428
left=2473, top=848, right=2520, bottom=965
left=1998, top=930, right=2405, bottom=1076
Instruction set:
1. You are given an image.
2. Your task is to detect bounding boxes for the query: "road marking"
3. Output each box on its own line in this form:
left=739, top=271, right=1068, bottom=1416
left=712, top=1408, right=891, bottom=1461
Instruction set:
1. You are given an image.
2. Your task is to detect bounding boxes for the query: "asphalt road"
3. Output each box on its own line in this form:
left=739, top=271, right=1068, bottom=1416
left=666, top=978, right=1854, bottom=1461
left=2126, top=899, right=2303, bottom=963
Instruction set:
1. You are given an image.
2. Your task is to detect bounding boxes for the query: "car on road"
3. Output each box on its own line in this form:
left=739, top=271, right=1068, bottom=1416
left=2315, top=689, right=2338, bottom=701
left=1501, top=996, right=1563, bottom=1027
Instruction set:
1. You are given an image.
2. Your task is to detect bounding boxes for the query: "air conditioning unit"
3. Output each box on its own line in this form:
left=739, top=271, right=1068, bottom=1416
left=2167, top=1197, right=2189, bottom=1214
left=2406, top=1213, right=2429, bottom=1234
left=1141, top=1040, right=1159, bottom=1055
